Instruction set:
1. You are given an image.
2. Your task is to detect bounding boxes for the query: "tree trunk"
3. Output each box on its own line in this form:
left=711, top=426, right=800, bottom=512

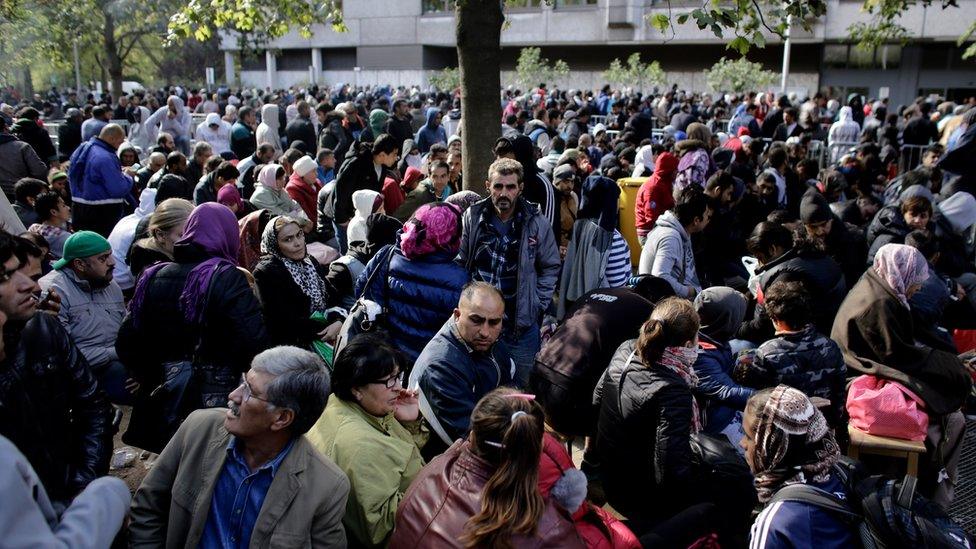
left=455, top=0, right=503, bottom=194
left=102, top=10, right=123, bottom=99
left=21, top=65, right=33, bottom=97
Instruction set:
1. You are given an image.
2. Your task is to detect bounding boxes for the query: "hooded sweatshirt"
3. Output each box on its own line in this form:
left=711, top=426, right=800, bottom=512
left=638, top=210, right=701, bottom=297
left=147, top=96, right=191, bottom=141
left=195, top=113, right=232, bottom=154
left=415, top=108, right=446, bottom=154
left=256, top=103, right=283, bottom=157
left=108, top=187, right=157, bottom=290
left=635, top=152, right=679, bottom=236
left=347, top=189, right=382, bottom=245
left=939, top=191, right=976, bottom=235
left=128, top=106, right=157, bottom=157
left=827, top=106, right=860, bottom=152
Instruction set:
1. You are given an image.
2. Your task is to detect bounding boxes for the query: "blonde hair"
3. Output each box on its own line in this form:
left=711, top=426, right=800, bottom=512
left=138, top=198, right=193, bottom=256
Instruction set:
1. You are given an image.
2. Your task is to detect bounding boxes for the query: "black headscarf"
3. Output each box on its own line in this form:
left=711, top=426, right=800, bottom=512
left=577, top=175, right=620, bottom=232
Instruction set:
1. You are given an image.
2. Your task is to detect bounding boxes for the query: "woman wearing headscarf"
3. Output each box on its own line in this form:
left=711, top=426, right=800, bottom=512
left=252, top=215, right=344, bottom=348
left=216, top=183, right=255, bottom=219
left=743, top=386, right=855, bottom=549
left=356, top=203, right=469, bottom=368
left=255, top=103, right=282, bottom=159
left=557, top=174, right=630, bottom=319
left=117, top=203, right=269, bottom=453
left=692, top=287, right=753, bottom=440
left=674, top=122, right=716, bottom=194
left=832, top=243, right=970, bottom=506
left=360, top=108, right=390, bottom=144
left=250, top=163, right=308, bottom=220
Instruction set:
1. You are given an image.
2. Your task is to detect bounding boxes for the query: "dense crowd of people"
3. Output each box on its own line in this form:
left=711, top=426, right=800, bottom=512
left=0, top=79, right=974, bottom=548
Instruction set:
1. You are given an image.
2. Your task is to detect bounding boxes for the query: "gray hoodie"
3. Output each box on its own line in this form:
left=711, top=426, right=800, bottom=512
left=256, top=103, right=282, bottom=156
left=638, top=210, right=701, bottom=297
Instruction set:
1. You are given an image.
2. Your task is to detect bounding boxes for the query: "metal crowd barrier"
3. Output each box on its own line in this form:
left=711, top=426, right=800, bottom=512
left=825, top=141, right=858, bottom=166
left=898, top=144, right=928, bottom=175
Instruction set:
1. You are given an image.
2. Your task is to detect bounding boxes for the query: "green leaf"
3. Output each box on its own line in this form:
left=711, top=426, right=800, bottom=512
left=676, top=13, right=689, bottom=24
left=651, top=13, right=669, bottom=33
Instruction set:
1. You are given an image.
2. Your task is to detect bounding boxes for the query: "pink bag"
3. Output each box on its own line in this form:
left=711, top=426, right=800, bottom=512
left=846, top=375, right=929, bottom=441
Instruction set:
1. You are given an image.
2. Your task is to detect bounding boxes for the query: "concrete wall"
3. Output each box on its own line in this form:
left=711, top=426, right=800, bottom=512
left=224, top=0, right=975, bottom=100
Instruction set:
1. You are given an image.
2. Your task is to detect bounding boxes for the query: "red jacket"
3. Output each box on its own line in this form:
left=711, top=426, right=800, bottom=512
left=635, top=152, right=679, bottom=236
left=538, top=434, right=640, bottom=549
left=285, top=172, right=321, bottom=225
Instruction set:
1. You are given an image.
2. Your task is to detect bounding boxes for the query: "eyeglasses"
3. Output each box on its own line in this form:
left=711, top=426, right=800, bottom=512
left=372, top=371, right=404, bottom=389
left=239, top=373, right=269, bottom=404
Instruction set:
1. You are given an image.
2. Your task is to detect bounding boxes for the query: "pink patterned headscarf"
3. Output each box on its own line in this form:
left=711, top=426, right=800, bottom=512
left=399, top=202, right=462, bottom=260
left=873, top=243, right=929, bottom=308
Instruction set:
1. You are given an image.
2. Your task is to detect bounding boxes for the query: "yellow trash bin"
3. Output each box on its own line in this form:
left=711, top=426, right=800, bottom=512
left=616, top=177, right=645, bottom=266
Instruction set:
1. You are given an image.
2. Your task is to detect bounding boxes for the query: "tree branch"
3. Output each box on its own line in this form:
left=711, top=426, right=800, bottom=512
left=751, top=0, right=779, bottom=37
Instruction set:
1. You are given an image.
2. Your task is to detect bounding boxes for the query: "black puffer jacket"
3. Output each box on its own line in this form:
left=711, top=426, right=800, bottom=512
left=866, top=205, right=917, bottom=264
left=117, top=243, right=269, bottom=452
left=0, top=313, right=113, bottom=505
left=593, top=339, right=696, bottom=522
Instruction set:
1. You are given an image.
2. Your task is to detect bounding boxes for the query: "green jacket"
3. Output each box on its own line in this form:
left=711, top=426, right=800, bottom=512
left=305, top=397, right=427, bottom=547
left=392, top=180, right=438, bottom=222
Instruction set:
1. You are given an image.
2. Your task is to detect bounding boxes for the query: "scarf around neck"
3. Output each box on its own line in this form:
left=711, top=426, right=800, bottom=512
left=261, top=216, right=328, bottom=313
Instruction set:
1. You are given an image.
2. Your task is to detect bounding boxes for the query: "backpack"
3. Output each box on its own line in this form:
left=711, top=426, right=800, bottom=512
left=769, top=458, right=973, bottom=549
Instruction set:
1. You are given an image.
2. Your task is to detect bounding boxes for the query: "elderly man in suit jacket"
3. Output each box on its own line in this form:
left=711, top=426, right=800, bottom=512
left=129, top=346, right=350, bottom=548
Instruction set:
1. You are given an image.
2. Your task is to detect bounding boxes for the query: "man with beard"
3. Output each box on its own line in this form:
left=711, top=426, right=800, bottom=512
left=0, top=232, right=112, bottom=509
left=39, top=231, right=132, bottom=405
left=459, top=158, right=560, bottom=387
left=385, top=99, right=414, bottom=147
left=130, top=346, right=349, bottom=547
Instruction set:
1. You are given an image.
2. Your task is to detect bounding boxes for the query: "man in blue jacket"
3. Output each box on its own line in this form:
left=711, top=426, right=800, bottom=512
left=68, top=124, right=134, bottom=237
left=409, top=282, right=513, bottom=460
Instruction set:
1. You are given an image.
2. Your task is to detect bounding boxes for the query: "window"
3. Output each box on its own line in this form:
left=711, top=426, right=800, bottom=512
left=555, top=0, right=598, bottom=6
left=506, top=0, right=543, bottom=7
left=823, top=44, right=847, bottom=68
left=422, top=0, right=453, bottom=13
left=821, top=44, right=901, bottom=69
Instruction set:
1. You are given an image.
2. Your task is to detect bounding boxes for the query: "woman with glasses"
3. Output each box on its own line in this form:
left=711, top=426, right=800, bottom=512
left=305, top=334, right=427, bottom=548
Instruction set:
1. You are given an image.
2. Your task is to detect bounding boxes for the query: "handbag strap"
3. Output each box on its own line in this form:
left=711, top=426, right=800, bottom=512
left=356, top=244, right=396, bottom=301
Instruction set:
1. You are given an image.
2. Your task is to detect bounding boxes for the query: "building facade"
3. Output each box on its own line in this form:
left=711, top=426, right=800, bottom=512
left=221, top=0, right=976, bottom=106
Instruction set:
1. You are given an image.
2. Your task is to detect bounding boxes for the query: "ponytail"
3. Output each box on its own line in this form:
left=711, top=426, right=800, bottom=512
left=635, top=297, right=700, bottom=367
left=636, top=318, right=668, bottom=366
left=462, top=389, right=546, bottom=549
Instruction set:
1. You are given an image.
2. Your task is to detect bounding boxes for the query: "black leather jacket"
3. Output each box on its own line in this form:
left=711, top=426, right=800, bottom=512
left=0, top=313, right=113, bottom=505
